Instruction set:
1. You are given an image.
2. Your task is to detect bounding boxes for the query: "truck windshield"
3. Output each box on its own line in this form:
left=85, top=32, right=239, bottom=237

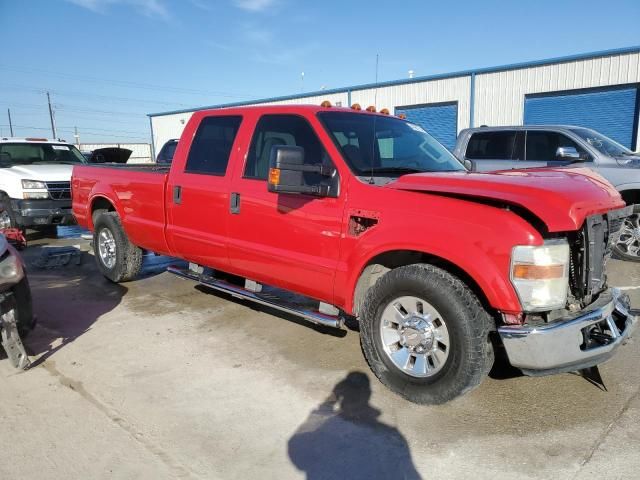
left=569, top=128, right=633, bottom=158
left=0, top=143, right=87, bottom=166
left=318, top=111, right=465, bottom=176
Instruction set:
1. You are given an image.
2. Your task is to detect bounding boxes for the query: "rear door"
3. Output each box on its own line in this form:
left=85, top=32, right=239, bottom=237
left=165, top=114, right=244, bottom=268
left=464, top=130, right=520, bottom=171
left=227, top=112, right=345, bottom=303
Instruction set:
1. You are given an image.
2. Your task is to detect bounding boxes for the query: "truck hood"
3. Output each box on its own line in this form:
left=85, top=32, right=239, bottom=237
left=387, top=167, right=625, bottom=232
left=0, top=164, right=75, bottom=182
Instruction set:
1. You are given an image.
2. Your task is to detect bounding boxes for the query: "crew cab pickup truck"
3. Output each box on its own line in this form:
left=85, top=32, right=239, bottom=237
left=454, top=126, right=640, bottom=262
left=72, top=105, right=637, bottom=404
left=0, top=137, right=83, bottom=232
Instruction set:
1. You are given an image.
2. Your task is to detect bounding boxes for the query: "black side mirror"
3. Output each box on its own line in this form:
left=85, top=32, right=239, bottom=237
left=267, top=145, right=335, bottom=196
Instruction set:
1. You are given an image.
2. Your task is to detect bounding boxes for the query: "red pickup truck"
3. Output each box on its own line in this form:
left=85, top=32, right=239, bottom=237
left=72, top=104, right=636, bottom=404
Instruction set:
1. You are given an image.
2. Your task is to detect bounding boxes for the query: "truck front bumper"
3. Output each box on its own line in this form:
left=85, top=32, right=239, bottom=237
left=498, top=288, right=637, bottom=376
left=10, top=198, right=75, bottom=227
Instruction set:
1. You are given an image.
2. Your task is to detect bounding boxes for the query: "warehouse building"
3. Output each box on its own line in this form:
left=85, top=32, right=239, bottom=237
left=149, top=46, right=640, bottom=156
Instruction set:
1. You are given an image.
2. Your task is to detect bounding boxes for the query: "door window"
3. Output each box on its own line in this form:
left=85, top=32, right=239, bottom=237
left=525, top=131, right=588, bottom=161
left=184, top=116, right=242, bottom=175
left=244, top=115, right=337, bottom=191
left=465, top=131, right=517, bottom=160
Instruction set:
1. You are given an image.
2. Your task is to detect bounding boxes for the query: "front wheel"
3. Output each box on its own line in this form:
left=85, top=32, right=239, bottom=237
left=93, top=212, right=142, bottom=282
left=359, top=264, right=494, bottom=404
left=614, top=204, right=640, bottom=262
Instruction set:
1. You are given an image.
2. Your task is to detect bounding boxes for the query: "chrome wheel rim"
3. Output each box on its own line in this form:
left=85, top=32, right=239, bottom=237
left=97, top=228, right=116, bottom=269
left=0, top=210, right=12, bottom=230
left=616, top=214, right=640, bottom=257
left=379, top=295, right=450, bottom=378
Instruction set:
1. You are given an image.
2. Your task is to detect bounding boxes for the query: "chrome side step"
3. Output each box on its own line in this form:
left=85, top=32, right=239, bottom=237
left=167, top=266, right=344, bottom=330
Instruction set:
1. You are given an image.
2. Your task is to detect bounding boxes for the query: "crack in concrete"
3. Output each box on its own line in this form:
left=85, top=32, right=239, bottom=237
left=41, top=360, right=200, bottom=479
left=571, top=384, right=640, bottom=479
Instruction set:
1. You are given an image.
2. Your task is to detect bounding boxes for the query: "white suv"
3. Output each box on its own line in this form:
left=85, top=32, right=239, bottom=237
left=0, top=137, right=85, bottom=231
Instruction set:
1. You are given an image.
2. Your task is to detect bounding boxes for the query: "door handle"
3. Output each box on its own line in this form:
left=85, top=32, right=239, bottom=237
left=230, top=192, right=240, bottom=214
left=173, top=185, right=182, bottom=204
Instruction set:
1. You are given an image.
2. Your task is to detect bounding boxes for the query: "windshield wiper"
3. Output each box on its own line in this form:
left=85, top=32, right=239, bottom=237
left=366, top=167, right=425, bottom=175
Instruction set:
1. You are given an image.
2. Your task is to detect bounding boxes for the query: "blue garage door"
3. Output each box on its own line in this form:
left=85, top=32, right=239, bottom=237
left=395, top=102, right=458, bottom=150
left=524, top=86, right=639, bottom=149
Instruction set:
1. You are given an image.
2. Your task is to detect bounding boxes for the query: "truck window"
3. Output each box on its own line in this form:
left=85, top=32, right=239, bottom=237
left=184, top=116, right=242, bottom=175
left=244, top=114, right=332, bottom=182
left=465, top=131, right=517, bottom=160
left=525, top=131, right=587, bottom=161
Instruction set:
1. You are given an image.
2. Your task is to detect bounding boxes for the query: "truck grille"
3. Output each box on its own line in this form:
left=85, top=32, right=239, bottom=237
left=569, top=206, right=632, bottom=305
left=45, top=181, right=71, bottom=200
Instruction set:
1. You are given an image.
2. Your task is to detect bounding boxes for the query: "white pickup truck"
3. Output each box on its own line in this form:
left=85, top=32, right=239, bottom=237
left=0, top=137, right=84, bottom=232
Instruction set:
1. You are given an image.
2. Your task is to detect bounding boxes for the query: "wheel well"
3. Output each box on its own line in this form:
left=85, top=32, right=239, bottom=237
left=91, top=197, right=115, bottom=226
left=620, top=190, right=640, bottom=206
left=352, top=250, right=493, bottom=318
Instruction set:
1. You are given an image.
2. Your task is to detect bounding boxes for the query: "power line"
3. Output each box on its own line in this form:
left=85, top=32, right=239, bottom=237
left=0, top=124, right=149, bottom=141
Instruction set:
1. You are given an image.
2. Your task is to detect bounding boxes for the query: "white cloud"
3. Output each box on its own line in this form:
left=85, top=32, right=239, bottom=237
left=233, top=0, right=278, bottom=12
left=66, top=0, right=169, bottom=19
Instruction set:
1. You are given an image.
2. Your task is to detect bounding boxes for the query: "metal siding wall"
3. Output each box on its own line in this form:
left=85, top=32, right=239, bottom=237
left=80, top=143, right=153, bottom=163
left=524, top=87, right=639, bottom=148
left=396, top=103, right=458, bottom=150
left=474, top=52, right=640, bottom=148
left=349, top=76, right=471, bottom=134
left=151, top=112, right=193, bottom=157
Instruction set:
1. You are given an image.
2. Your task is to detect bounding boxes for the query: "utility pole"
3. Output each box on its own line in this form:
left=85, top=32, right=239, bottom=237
left=7, top=109, right=13, bottom=136
left=47, top=91, right=57, bottom=139
left=74, top=126, right=80, bottom=148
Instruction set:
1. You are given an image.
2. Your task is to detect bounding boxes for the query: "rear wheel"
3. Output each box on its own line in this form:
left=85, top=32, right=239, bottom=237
left=93, top=212, right=142, bottom=282
left=359, top=264, right=494, bottom=404
left=614, top=204, right=640, bottom=262
left=0, top=195, right=19, bottom=230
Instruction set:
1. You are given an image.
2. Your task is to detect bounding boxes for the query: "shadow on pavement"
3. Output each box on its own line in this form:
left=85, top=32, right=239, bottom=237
left=288, top=371, right=422, bottom=480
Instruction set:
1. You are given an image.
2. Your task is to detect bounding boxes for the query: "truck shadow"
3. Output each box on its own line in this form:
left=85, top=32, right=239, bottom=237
left=288, top=371, right=422, bottom=480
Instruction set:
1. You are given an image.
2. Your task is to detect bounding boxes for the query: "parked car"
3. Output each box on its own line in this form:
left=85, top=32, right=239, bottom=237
left=454, top=126, right=640, bottom=261
left=0, top=233, right=34, bottom=369
left=85, top=147, right=132, bottom=164
left=0, top=137, right=84, bottom=233
left=156, top=139, right=178, bottom=164
left=71, top=105, right=636, bottom=404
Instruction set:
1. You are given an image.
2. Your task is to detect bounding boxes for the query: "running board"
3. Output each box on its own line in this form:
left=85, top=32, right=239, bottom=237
left=167, top=266, right=344, bottom=330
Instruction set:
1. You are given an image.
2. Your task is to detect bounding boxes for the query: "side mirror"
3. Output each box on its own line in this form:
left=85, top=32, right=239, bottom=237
left=556, top=146, right=583, bottom=161
left=463, top=159, right=474, bottom=171
left=267, top=145, right=335, bottom=196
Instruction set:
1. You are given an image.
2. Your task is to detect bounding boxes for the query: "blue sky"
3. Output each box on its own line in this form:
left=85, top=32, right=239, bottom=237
left=0, top=0, right=639, bottom=143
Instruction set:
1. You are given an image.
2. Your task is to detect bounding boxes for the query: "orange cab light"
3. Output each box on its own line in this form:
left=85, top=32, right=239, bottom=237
left=268, top=168, right=281, bottom=185
left=366, top=105, right=376, bottom=112
left=397, top=113, right=407, bottom=119
left=320, top=100, right=332, bottom=108
left=513, top=264, right=564, bottom=280
left=351, top=103, right=362, bottom=111
left=380, top=108, right=390, bottom=115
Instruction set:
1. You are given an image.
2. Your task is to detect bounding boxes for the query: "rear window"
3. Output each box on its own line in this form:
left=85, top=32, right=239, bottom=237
left=465, top=131, right=517, bottom=160
left=0, top=143, right=86, bottom=165
left=184, top=116, right=242, bottom=175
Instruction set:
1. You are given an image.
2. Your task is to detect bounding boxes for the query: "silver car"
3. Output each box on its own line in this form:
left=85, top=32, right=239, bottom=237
left=454, top=125, right=640, bottom=262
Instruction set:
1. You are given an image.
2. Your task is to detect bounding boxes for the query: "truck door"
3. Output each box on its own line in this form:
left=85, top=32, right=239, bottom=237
left=227, top=113, right=345, bottom=303
left=165, top=114, right=244, bottom=268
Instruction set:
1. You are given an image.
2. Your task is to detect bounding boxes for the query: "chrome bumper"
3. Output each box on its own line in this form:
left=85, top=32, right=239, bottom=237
left=498, top=289, right=637, bottom=376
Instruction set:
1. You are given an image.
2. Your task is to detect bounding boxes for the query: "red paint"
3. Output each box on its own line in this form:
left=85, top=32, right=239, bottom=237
left=71, top=105, right=625, bottom=315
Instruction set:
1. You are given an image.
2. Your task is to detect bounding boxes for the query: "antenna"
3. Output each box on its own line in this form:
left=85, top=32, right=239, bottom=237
left=369, top=53, right=379, bottom=184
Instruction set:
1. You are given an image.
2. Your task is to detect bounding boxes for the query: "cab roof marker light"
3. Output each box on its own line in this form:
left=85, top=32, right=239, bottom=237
left=380, top=108, right=390, bottom=115
left=320, top=101, right=332, bottom=108
left=351, top=103, right=362, bottom=111
left=397, top=113, right=407, bottom=119
left=366, top=106, right=376, bottom=112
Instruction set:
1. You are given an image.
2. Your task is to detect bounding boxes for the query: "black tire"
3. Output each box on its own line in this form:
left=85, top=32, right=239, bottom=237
left=0, top=194, right=19, bottom=230
left=92, top=212, right=142, bottom=282
left=359, top=264, right=494, bottom=404
left=613, top=204, right=640, bottom=262
left=14, top=276, right=35, bottom=338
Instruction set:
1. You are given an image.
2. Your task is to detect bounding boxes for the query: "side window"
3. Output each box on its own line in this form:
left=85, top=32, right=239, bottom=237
left=465, top=131, right=516, bottom=160
left=244, top=114, right=333, bottom=181
left=184, top=116, right=242, bottom=175
left=525, top=131, right=587, bottom=161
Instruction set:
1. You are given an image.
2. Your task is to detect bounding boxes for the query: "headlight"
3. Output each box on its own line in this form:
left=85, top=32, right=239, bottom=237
left=23, top=191, right=50, bottom=199
left=510, top=239, right=570, bottom=312
left=0, top=251, right=24, bottom=288
left=22, top=179, right=47, bottom=189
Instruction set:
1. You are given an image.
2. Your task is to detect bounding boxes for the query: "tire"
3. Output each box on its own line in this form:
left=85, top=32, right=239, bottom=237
left=92, top=212, right=142, bottom=282
left=14, top=276, right=35, bottom=338
left=0, top=195, right=19, bottom=230
left=359, top=264, right=494, bottom=404
left=613, top=204, right=640, bottom=262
